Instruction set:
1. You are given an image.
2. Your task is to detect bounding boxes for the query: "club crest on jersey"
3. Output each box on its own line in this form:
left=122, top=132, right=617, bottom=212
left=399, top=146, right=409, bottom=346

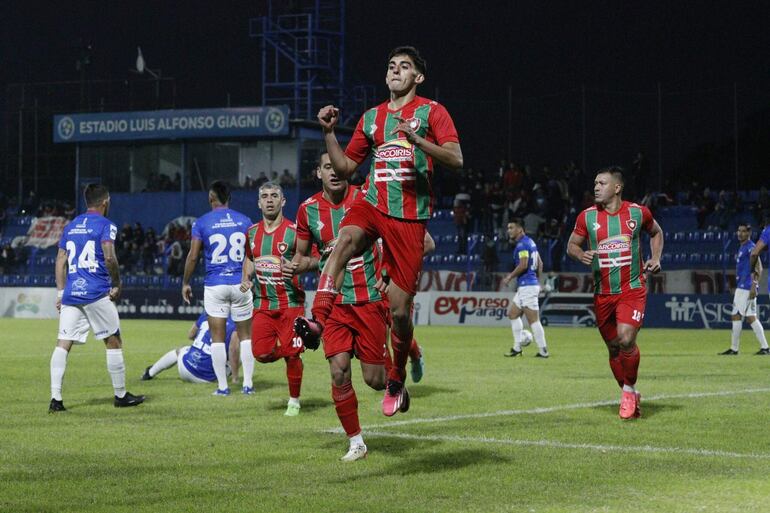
left=626, top=219, right=637, bottom=231
left=406, top=117, right=421, bottom=131
left=277, top=241, right=289, bottom=255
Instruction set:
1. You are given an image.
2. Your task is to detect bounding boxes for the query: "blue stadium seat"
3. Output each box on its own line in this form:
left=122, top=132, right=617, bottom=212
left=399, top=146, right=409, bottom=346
left=688, top=253, right=703, bottom=265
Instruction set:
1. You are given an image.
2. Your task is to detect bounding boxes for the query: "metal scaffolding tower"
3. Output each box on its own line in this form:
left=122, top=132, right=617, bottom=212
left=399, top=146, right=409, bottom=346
left=249, top=0, right=374, bottom=124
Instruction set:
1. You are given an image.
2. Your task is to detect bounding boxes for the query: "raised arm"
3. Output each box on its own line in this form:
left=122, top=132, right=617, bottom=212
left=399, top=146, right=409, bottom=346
left=318, top=105, right=360, bottom=180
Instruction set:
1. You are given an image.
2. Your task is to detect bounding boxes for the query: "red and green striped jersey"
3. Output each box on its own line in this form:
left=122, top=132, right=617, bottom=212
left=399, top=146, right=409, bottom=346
left=296, top=186, right=383, bottom=305
left=573, top=201, right=655, bottom=295
left=344, top=95, right=459, bottom=221
left=245, top=217, right=305, bottom=310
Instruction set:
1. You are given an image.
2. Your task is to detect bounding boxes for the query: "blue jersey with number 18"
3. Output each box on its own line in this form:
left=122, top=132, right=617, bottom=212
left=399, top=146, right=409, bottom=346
left=191, top=207, right=252, bottom=286
left=58, top=210, right=117, bottom=305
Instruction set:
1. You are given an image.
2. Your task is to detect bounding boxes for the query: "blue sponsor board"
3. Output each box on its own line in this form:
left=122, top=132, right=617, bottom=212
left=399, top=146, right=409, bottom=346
left=646, top=294, right=770, bottom=329
left=53, top=106, right=289, bottom=143
left=116, top=288, right=204, bottom=320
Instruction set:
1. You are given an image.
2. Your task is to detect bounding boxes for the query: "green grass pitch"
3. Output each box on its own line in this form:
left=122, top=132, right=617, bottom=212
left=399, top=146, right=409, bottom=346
left=1, top=318, right=769, bottom=513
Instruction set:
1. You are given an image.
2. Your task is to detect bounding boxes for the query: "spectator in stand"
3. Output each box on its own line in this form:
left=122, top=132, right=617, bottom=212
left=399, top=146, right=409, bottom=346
left=482, top=236, right=498, bottom=274
left=141, top=228, right=159, bottom=274
left=19, top=190, right=39, bottom=216
left=279, top=169, right=296, bottom=188
left=696, top=187, right=716, bottom=229
left=167, top=237, right=185, bottom=277
left=631, top=151, right=649, bottom=201
left=488, top=182, right=505, bottom=238
left=133, top=222, right=145, bottom=247
left=755, top=187, right=770, bottom=226
left=453, top=185, right=471, bottom=254
left=470, top=180, right=485, bottom=233
left=256, top=172, right=269, bottom=187
left=523, top=208, right=546, bottom=239
left=0, top=243, right=16, bottom=273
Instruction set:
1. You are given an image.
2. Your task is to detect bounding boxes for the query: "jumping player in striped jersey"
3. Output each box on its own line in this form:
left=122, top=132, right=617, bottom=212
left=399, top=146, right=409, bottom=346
left=240, top=182, right=306, bottom=416
left=294, top=46, right=463, bottom=417
left=567, top=166, right=663, bottom=419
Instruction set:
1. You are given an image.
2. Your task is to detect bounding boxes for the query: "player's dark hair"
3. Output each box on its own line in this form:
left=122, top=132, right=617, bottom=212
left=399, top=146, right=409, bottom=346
left=209, top=180, right=230, bottom=204
left=316, top=150, right=329, bottom=168
left=388, top=46, right=427, bottom=75
left=84, top=183, right=109, bottom=207
left=738, top=222, right=751, bottom=230
left=596, top=166, right=625, bottom=186
left=509, top=218, right=524, bottom=230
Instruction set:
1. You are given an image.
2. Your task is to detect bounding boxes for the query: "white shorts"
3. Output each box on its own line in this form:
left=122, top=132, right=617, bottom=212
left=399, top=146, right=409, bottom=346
left=58, top=296, right=120, bottom=343
left=513, top=285, right=541, bottom=311
left=731, top=288, right=757, bottom=317
left=177, top=347, right=211, bottom=384
left=204, top=285, right=253, bottom=322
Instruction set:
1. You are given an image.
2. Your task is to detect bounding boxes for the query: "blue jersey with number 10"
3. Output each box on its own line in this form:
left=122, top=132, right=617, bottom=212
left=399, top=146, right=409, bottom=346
left=191, top=207, right=252, bottom=286
left=514, top=235, right=540, bottom=287
left=58, top=211, right=117, bottom=305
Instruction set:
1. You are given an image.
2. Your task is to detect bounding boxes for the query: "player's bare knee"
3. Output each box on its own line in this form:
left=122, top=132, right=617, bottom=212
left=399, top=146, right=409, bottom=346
left=732, top=314, right=742, bottom=321
left=255, top=353, right=273, bottom=364
left=363, top=373, right=386, bottom=391
left=618, top=333, right=636, bottom=350
left=746, top=316, right=756, bottom=323
left=104, top=334, right=122, bottom=349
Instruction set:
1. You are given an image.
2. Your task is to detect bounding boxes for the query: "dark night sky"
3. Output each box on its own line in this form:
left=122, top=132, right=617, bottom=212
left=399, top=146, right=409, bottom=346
left=2, top=0, right=769, bottom=184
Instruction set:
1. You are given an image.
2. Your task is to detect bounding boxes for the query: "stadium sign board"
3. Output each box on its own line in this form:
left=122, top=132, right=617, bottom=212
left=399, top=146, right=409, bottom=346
left=53, top=106, right=290, bottom=143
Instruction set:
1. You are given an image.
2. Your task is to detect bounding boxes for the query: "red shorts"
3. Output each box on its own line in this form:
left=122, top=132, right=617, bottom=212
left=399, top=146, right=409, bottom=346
left=594, top=287, right=647, bottom=342
left=251, top=306, right=305, bottom=358
left=323, top=301, right=389, bottom=365
left=340, top=199, right=426, bottom=296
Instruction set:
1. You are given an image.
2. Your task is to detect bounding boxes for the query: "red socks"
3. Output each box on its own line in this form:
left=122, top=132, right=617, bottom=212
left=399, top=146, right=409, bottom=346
left=285, top=356, right=303, bottom=398
left=388, top=330, right=412, bottom=383
left=620, top=346, right=640, bottom=387
left=332, top=381, right=360, bottom=437
left=609, top=355, right=624, bottom=388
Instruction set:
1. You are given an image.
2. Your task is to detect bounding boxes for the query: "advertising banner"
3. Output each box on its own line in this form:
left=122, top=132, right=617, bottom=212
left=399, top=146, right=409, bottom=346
left=25, top=217, right=68, bottom=248
left=53, top=106, right=289, bottom=143
left=0, top=288, right=59, bottom=319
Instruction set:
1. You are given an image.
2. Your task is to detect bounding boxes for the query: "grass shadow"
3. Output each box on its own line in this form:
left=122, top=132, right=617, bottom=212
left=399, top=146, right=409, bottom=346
left=266, top=397, right=331, bottom=413
left=408, top=384, right=457, bottom=399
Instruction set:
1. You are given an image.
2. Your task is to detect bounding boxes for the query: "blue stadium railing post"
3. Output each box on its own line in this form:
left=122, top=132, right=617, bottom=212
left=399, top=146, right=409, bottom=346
left=721, top=234, right=734, bottom=292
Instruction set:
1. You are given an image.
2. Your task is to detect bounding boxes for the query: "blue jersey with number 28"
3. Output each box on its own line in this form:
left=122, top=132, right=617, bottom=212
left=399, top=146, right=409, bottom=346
left=191, top=207, right=252, bottom=286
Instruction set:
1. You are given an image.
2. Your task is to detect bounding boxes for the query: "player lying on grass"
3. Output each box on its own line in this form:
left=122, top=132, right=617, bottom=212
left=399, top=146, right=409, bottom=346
left=141, top=313, right=254, bottom=386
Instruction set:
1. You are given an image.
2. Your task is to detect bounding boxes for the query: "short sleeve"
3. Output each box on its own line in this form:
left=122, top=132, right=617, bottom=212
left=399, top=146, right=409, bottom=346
left=58, top=229, right=67, bottom=250
left=641, top=206, right=654, bottom=232
left=244, top=228, right=253, bottom=260
left=573, top=211, right=588, bottom=237
left=102, top=222, right=117, bottom=243
left=761, top=227, right=770, bottom=246
left=344, top=115, right=371, bottom=164
left=191, top=220, right=202, bottom=241
left=428, top=103, right=459, bottom=145
left=295, top=205, right=311, bottom=241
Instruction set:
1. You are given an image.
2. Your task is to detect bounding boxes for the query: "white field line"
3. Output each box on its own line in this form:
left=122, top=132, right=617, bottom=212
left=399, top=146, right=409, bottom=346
left=361, top=431, right=770, bottom=460
left=323, top=387, right=770, bottom=434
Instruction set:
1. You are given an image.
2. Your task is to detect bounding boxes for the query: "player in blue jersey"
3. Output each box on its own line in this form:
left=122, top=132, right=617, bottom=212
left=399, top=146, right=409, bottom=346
left=140, top=313, right=252, bottom=383
left=502, top=219, right=549, bottom=358
left=719, top=223, right=769, bottom=355
left=181, top=181, right=256, bottom=396
left=750, top=216, right=770, bottom=304
left=49, top=184, right=145, bottom=412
